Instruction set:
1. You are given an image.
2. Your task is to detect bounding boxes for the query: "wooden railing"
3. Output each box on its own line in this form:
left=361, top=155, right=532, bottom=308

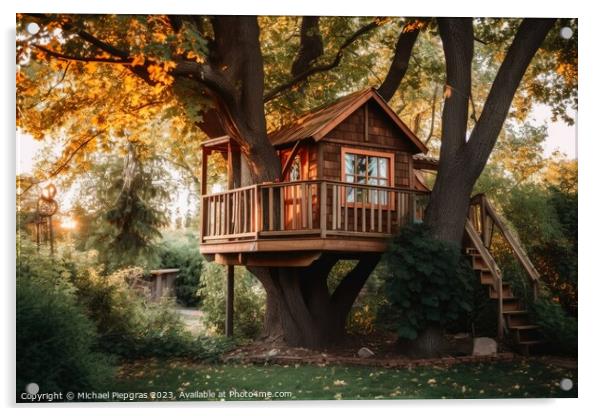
left=468, top=193, right=540, bottom=294
left=467, top=194, right=542, bottom=339
left=202, top=185, right=259, bottom=241
left=200, top=180, right=428, bottom=242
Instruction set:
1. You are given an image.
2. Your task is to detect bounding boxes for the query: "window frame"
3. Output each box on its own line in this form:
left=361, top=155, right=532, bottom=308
left=340, top=147, right=395, bottom=209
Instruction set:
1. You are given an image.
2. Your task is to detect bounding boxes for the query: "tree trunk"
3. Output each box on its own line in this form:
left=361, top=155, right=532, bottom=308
left=425, top=18, right=556, bottom=246
left=249, top=254, right=380, bottom=348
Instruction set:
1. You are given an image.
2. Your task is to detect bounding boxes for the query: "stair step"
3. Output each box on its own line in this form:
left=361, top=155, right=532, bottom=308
left=509, top=324, right=539, bottom=330
left=518, top=340, right=543, bottom=346
left=503, top=309, right=529, bottom=315
left=472, top=257, right=489, bottom=271
left=507, top=313, right=532, bottom=327
left=480, top=271, right=495, bottom=285
left=489, top=284, right=515, bottom=299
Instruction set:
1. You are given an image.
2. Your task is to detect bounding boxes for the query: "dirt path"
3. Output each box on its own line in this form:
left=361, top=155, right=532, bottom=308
left=174, top=307, right=204, bottom=336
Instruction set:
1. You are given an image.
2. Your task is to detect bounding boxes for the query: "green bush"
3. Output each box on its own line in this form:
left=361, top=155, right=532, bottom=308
left=199, top=263, right=265, bottom=339
left=499, top=254, right=577, bottom=356
left=158, top=230, right=203, bottom=306
left=16, top=251, right=114, bottom=395
left=71, top=266, right=211, bottom=359
left=379, top=224, right=474, bottom=340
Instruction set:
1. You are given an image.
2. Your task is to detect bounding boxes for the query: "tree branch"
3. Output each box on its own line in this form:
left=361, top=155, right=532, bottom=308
left=437, top=17, right=474, bottom=158
left=464, top=18, right=556, bottom=176
left=264, top=18, right=386, bottom=102
left=424, top=85, right=439, bottom=145
left=291, top=16, right=324, bottom=78
left=33, top=44, right=133, bottom=64
left=17, top=130, right=105, bottom=196
left=377, top=19, right=426, bottom=101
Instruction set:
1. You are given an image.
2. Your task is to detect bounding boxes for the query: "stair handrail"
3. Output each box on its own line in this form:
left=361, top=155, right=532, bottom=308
left=470, top=193, right=541, bottom=297
left=465, top=220, right=506, bottom=339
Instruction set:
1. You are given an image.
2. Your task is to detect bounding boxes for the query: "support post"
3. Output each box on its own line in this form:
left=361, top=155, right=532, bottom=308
left=497, top=277, right=504, bottom=340
left=225, top=265, right=234, bottom=337
left=48, top=216, right=54, bottom=256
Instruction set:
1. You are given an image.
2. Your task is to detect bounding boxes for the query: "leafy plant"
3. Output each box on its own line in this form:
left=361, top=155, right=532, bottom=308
left=199, top=263, right=265, bottom=339
left=158, top=229, right=203, bottom=306
left=16, top=248, right=114, bottom=395
left=379, top=224, right=474, bottom=340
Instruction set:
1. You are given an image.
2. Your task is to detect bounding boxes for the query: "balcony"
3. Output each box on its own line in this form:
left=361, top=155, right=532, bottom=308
left=200, top=180, right=428, bottom=265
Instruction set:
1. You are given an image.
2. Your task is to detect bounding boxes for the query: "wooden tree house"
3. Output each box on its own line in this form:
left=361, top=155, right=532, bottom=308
left=199, top=88, right=544, bottom=352
left=200, top=88, right=432, bottom=266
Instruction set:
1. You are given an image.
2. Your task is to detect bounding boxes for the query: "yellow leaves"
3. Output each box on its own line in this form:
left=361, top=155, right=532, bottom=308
left=84, top=62, right=98, bottom=74
left=147, top=61, right=176, bottom=86
left=91, top=114, right=106, bottom=126
left=153, top=32, right=168, bottom=43
left=16, top=70, right=26, bottom=84
left=403, top=19, right=428, bottom=33
left=124, top=76, right=137, bottom=94
left=444, top=85, right=453, bottom=99
left=333, top=379, right=347, bottom=386
left=186, top=51, right=205, bottom=64
left=131, top=54, right=145, bottom=67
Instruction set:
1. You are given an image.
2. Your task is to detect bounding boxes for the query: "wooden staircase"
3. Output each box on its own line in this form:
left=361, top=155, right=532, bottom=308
left=464, top=194, right=543, bottom=354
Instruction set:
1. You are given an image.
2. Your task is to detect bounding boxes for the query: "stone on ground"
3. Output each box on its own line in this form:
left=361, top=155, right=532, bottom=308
left=472, top=337, right=497, bottom=356
left=357, top=347, right=375, bottom=358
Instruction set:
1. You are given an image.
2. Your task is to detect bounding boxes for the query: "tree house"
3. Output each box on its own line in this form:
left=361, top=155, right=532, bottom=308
left=199, top=88, right=544, bottom=352
left=199, top=88, right=437, bottom=267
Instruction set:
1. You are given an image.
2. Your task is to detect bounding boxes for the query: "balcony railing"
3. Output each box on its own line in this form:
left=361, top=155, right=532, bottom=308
left=200, top=180, right=429, bottom=243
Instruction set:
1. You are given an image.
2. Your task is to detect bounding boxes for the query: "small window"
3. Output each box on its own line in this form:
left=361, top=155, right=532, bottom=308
left=289, top=155, right=301, bottom=181
left=342, top=148, right=393, bottom=205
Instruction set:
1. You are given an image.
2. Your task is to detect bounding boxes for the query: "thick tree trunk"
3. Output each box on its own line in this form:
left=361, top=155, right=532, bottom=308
left=249, top=254, right=381, bottom=348
left=425, top=18, right=556, bottom=246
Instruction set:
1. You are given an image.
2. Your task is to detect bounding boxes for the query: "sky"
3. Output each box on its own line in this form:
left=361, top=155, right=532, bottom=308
left=16, top=103, right=578, bottom=177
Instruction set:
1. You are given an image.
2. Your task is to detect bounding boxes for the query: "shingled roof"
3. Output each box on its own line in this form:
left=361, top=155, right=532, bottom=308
left=268, top=87, right=429, bottom=154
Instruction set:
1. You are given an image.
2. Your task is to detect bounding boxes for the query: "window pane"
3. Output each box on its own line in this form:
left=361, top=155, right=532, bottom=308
left=357, top=155, right=366, bottom=176
left=368, top=156, right=378, bottom=177
left=345, top=174, right=354, bottom=183
left=346, top=187, right=355, bottom=203
left=378, top=157, right=389, bottom=179
left=344, top=154, right=355, bottom=175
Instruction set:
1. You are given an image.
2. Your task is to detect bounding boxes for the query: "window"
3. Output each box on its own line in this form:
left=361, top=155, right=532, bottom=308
left=341, top=148, right=394, bottom=205
left=289, top=155, right=301, bottom=181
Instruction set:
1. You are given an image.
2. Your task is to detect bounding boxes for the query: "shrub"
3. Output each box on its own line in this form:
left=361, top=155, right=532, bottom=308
left=379, top=224, right=474, bottom=340
left=16, top=252, right=114, bottom=395
left=199, top=263, right=265, bottom=339
left=158, top=230, right=203, bottom=306
left=71, top=266, right=204, bottom=359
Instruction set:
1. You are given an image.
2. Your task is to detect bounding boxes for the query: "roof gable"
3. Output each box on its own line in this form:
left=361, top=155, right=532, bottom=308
left=268, top=87, right=428, bottom=154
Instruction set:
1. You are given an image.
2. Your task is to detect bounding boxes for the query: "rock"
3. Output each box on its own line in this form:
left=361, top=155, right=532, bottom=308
left=472, top=337, right=497, bottom=356
left=266, top=348, right=279, bottom=358
left=357, top=347, right=375, bottom=358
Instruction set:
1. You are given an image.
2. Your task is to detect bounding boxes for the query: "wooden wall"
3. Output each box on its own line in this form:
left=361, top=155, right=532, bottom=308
left=317, top=101, right=414, bottom=188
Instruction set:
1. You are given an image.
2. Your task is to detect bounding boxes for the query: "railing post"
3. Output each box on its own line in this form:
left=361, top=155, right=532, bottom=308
left=199, top=196, right=205, bottom=243
left=497, top=276, right=504, bottom=340
left=409, top=192, right=416, bottom=223
left=320, top=181, right=327, bottom=237
left=254, top=185, right=261, bottom=237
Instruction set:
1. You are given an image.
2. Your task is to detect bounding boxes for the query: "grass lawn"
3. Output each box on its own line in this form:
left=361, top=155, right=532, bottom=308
left=112, top=358, right=577, bottom=401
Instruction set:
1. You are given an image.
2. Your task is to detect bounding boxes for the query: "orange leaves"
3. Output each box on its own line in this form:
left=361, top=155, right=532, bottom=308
left=131, top=54, right=146, bottom=67
left=147, top=61, right=176, bottom=86
left=16, top=70, right=26, bottom=84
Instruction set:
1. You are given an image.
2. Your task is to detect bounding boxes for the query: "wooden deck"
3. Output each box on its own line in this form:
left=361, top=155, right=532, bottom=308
left=200, top=180, right=429, bottom=263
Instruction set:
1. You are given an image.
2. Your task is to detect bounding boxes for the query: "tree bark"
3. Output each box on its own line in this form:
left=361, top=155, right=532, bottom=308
left=425, top=18, right=556, bottom=245
left=377, top=20, right=422, bottom=101
left=249, top=254, right=381, bottom=348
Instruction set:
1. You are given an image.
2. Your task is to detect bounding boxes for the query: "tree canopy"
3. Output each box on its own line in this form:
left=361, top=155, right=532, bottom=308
left=17, top=15, right=577, bottom=192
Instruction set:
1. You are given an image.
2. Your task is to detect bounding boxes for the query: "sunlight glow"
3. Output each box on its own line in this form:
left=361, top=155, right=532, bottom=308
left=60, top=217, right=77, bottom=230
